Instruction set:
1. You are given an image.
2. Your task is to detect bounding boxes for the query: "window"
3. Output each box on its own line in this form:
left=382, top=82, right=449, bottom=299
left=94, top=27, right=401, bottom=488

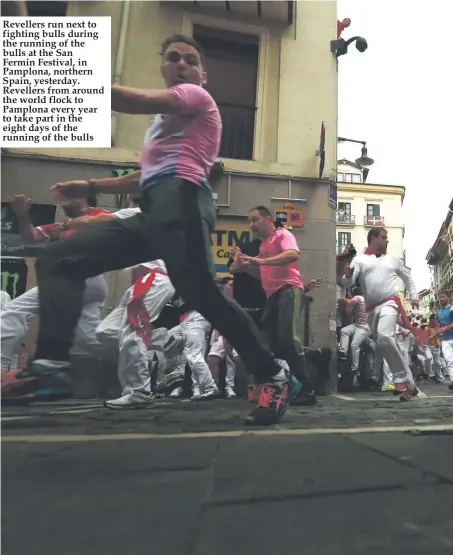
left=337, top=232, right=351, bottom=254
left=337, top=202, right=351, bottom=222
left=344, top=172, right=362, bottom=183
left=27, top=1, right=68, bottom=16
left=367, top=204, right=380, bottom=217
left=337, top=172, right=345, bottom=182
left=193, top=26, right=259, bottom=160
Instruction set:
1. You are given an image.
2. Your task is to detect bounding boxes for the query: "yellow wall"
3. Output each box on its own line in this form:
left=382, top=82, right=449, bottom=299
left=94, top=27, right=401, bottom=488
left=337, top=183, right=405, bottom=257
left=9, top=0, right=338, bottom=181
left=211, top=219, right=251, bottom=277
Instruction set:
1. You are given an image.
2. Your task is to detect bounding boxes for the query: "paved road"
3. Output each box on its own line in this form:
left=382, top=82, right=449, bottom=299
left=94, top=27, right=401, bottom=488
left=2, top=385, right=453, bottom=555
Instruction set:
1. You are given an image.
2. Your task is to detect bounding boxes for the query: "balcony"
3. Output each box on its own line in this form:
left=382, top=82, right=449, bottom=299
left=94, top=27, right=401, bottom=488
left=364, top=215, right=385, bottom=227
left=336, top=211, right=356, bottom=226
left=161, top=1, right=295, bottom=24
left=218, top=103, right=255, bottom=160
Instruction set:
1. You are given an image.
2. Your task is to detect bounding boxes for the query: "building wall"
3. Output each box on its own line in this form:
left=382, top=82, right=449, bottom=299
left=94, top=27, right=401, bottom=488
left=337, top=183, right=405, bottom=254
left=428, top=204, right=453, bottom=297
left=6, top=0, right=338, bottom=181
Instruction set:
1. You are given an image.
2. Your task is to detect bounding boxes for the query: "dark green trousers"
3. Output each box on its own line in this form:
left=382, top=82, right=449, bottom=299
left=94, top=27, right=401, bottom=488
left=261, top=284, right=312, bottom=390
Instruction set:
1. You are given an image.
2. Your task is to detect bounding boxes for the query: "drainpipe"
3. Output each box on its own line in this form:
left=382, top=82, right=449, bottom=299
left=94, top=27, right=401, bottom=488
left=111, top=0, right=131, bottom=142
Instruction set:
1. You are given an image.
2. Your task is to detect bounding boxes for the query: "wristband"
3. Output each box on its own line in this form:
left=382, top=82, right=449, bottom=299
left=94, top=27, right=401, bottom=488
left=87, top=179, right=97, bottom=196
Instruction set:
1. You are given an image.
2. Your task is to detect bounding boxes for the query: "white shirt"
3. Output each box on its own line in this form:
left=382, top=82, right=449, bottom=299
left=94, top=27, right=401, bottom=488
left=351, top=295, right=368, bottom=327
left=1, top=290, right=11, bottom=309
left=342, top=253, right=417, bottom=309
left=114, top=207, right=141, bottom=219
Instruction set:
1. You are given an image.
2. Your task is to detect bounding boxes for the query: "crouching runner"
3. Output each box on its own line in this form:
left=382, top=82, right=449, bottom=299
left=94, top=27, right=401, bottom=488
left=96, top=259, right=175, bottom=409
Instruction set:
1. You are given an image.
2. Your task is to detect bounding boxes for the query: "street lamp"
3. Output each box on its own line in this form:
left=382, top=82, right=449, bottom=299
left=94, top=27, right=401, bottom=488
left=338, top=137, right=374, bottom=169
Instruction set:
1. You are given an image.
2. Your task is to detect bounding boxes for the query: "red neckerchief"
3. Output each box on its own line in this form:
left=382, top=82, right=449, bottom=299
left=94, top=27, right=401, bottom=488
left=364, top=248, right=424, bottom=345
left=127, top=269, right=168, bottom=347
left=363, top=246, right=382, bottom=256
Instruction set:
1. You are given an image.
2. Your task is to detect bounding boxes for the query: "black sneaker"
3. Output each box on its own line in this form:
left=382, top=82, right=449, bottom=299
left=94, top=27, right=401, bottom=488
left=291, top=390, right=317, bottom=407
left=368, top=377, right=381, bottom=390
left=245, top=381, right=290, bottom=426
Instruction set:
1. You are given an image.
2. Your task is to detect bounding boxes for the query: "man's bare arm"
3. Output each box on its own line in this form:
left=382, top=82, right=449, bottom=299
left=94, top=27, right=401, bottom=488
left=229, top=262, right=261, bottom=280
left=62, top=213, right=118, bottom=230
left=112, top=87, right=180, bottom=115
left=16, top=213, right=46, bottom=244
left=90, top=170, right=141, bottom=194
left=254, top=250, right=299, bottom=267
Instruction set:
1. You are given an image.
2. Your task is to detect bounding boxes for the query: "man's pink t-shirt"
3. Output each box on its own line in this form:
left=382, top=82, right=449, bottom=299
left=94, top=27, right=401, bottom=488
left=259, top=227, right=304, bottom=298
left=140, top=84, right=222, bottom=193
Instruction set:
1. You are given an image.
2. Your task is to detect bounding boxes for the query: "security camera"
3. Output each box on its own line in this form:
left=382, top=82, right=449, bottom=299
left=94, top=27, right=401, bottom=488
left=355, top=37, right=368, bottom=53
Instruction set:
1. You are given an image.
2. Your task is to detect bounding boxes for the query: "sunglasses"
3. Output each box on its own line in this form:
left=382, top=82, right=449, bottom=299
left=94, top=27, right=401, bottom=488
left=164, top=50, right=200, bottom=66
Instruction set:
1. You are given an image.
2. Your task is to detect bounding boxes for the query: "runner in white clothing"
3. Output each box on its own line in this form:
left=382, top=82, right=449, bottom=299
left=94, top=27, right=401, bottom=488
left=97, top=258, right=175, bottom=409
left=207, top=330, right=239, bottom=398
left=338, top=286, right=370, bottom=384
left=179, top=309, right=221, bottom=400
left=1, top=195, right=111, bottom=382
left=343, top=227, right=420, bottom=401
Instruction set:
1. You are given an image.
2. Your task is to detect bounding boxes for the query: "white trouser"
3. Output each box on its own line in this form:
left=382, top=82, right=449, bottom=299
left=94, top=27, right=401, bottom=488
left=181, top=312, right=217, bottom=394
left=368, top=301, right=414, bottom=386
left=396, top=334, right=411, bottom=367
left=162, top=325, right=186, bottom=378
left=369, top=338, right=394, bottom=385
left=339, top=323, right=370, bottom=372
left=442, top=338, right=453, bottom=381
left=96, top=276, right=175, bottom=394
left=208, top=335, right=238, bottom=389
left=1, top=276, right=107, bottom=370
left=423, top=345, right=433, bottom=376
left=429, top=346, right=443, bottom=379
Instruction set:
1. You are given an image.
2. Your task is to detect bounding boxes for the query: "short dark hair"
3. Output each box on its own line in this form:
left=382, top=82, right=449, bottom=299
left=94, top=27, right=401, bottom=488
left=439, top=290, right=451, bottom=298
left=367, top=226, right=387, bottom=245
left=250, top=205, right=272, bottom=218
left=160, top=34, right=206, bottom=66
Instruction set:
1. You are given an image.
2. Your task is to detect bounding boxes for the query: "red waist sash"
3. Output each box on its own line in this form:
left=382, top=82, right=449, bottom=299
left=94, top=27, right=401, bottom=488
left=367, top=296, right=424, bottom=345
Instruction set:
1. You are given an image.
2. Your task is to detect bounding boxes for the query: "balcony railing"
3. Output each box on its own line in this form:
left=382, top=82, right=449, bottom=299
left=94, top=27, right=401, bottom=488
left=217, top=103, right=255, bottom=161
left=364, top=215, right=385, bottom=227
left=336, top=211, right=355, bottom=225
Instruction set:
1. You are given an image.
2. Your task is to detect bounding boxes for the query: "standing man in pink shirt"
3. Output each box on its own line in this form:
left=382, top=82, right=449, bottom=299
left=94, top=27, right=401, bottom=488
left=232, top=206, right=322, bottom=405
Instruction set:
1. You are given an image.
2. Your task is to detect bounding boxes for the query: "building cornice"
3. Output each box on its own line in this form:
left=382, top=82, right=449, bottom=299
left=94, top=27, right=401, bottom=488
left=337, top=182, right=405, bottom=198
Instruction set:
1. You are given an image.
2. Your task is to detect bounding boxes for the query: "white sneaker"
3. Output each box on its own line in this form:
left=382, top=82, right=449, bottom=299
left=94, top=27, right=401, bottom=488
left=192, top=387, right=221, bottom=401
left=104, top=392, right=155, bottom=410
left=191, top=386, right=202, bottom=400
left=225, top=386, right=236, bottom=399
left=170, top=386, right=184, bottom=398
left=273, top=359, right=289, bottom=382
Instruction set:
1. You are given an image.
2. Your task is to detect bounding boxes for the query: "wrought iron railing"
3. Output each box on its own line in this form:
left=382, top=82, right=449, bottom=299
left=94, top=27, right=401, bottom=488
left=336, top=212, right=355, bottom=224
left=364, top=215, right=385, bottom=226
